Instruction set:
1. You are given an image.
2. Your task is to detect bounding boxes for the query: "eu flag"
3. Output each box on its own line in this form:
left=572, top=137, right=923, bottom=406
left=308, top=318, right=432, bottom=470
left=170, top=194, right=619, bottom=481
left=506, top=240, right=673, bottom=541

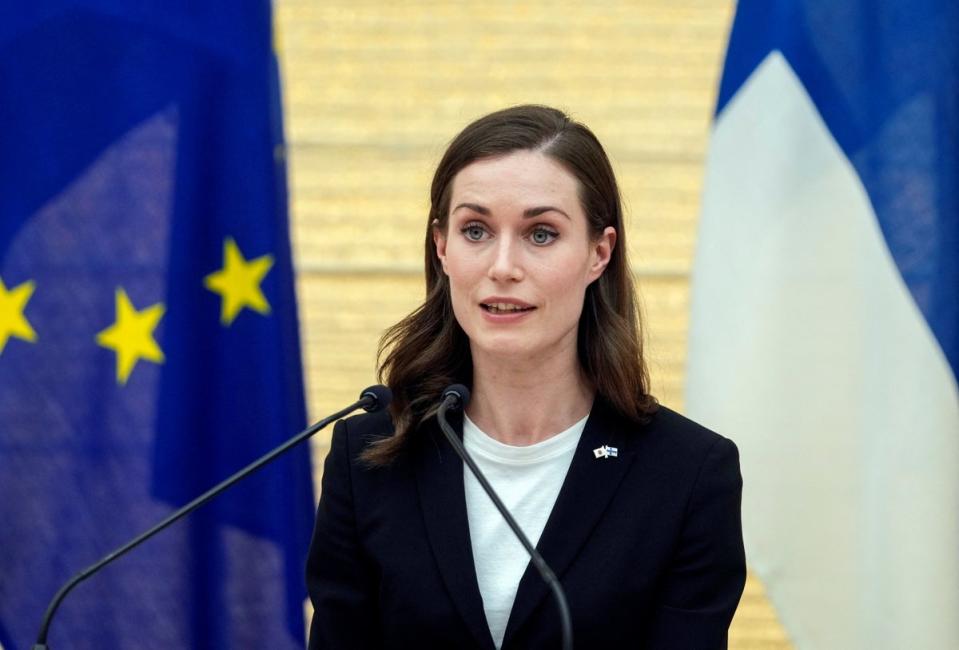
left=0, top=3, right=315, bottom=648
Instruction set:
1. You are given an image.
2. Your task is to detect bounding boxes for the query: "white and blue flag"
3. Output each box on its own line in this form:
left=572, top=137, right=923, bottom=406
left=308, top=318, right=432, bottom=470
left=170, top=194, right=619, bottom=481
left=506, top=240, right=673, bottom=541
left=686, top=2, right=958, bottom=648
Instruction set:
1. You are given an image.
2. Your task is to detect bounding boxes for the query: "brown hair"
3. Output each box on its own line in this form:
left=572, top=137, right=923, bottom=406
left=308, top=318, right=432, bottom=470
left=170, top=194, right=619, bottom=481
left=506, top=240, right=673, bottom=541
left=362, top=105, right=657, bottom=465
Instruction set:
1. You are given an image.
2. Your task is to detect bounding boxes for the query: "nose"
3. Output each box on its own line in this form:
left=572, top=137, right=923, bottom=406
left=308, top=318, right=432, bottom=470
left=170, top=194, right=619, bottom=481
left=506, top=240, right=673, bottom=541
left=487, top=236, right=524, bottom=282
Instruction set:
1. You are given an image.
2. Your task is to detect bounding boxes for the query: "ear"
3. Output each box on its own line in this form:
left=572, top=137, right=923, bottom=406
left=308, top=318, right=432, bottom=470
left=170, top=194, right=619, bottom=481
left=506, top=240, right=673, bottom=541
left=587, top=226, right=616, bottom=283
left=432, top=221, right=449, bottom=274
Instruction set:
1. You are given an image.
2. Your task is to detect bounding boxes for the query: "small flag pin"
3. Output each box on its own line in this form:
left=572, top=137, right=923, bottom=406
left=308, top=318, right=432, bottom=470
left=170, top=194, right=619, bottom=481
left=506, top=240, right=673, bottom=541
left=593, top=445, right=618, bottom=459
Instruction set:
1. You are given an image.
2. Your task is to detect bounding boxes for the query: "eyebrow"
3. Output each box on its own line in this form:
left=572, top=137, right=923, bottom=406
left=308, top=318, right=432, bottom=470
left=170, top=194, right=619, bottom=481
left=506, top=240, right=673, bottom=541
left=452, top=202, right=571, bottom=220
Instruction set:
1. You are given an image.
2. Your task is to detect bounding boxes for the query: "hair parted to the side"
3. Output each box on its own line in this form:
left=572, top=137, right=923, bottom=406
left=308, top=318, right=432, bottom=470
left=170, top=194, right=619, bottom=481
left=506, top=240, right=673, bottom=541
left=361, top=104, right=658, bottom=466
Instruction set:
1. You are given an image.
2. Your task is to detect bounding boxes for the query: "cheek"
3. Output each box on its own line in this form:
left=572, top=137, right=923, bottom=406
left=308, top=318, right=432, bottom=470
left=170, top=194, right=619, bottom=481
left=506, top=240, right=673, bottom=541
left=443, top=255, right=483, bottom=323
left=537, top=256, right=591, bottom=320
left=530, top=249, right=593, bottom=289
left=444, top=253, right=480, bottom=288
left=555, top=284, right=588, bottom=322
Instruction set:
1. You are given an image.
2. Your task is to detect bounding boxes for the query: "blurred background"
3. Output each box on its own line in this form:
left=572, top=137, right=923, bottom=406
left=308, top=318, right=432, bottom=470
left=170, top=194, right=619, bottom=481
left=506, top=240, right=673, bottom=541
left=275, top=1, right=789, bottom=647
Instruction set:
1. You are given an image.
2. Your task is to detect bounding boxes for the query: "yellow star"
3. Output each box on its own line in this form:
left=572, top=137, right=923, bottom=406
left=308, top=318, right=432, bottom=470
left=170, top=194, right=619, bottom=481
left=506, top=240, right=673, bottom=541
left=0, top=277, right=37, bottom=354
left=96, top=288, right=165, bottom=385
left=204, top=237, right=274, bottom=325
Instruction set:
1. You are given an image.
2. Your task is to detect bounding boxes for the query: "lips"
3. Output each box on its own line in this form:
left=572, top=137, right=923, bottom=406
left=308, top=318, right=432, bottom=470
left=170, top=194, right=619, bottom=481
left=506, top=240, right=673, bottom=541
left=480, top=298, right=536, bottom=314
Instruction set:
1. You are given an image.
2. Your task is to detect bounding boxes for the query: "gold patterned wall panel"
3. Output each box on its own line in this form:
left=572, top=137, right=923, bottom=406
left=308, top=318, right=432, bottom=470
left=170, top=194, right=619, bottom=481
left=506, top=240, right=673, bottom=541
left=276, top=2, right=793, bottom=647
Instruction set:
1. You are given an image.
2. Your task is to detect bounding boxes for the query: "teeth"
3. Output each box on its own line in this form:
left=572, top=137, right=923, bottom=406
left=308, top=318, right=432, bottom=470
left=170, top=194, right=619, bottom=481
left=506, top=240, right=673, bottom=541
left=485, top=302, right=531, bottom=312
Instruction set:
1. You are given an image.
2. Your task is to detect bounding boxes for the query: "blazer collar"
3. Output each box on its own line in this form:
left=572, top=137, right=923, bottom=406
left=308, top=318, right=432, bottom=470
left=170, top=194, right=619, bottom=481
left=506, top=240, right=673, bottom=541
left=502, top=398, right=637, bottom=646
left=414, top=410, right=497, bottom=650
left=413, top=399, right=638, bottom=650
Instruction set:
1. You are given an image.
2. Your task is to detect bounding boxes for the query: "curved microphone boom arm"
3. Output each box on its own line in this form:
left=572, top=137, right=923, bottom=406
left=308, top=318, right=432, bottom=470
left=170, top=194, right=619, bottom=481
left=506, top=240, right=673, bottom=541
left=33, top=385, right=392, bottom=650
left=436, top=384, right=573, bottom=650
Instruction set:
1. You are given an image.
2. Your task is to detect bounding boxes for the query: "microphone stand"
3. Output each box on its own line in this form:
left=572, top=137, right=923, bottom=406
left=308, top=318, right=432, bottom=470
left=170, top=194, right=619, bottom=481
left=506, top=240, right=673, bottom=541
left=436, top=385, right=573, bottom=650
left=33, top=387, right=390, bottom=650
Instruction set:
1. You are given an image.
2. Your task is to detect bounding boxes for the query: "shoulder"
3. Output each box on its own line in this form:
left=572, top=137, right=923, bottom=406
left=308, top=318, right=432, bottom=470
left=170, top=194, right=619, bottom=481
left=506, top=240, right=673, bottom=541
left=642, top=404, right=736, bottom=456
left=606, top=402, right=740, bottom=484
left=331, top=409, right=396, bottom=458
left=643, top=405, right=742, bottom=498
left=320, top=409, right=413, bottom=505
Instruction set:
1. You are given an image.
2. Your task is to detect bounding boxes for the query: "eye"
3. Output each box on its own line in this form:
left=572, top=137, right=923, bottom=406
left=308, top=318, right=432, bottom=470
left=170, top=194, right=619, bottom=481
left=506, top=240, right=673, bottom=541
left=461, top=222, right=489, bottom=242
left=529, top=226, right=559, bottom=246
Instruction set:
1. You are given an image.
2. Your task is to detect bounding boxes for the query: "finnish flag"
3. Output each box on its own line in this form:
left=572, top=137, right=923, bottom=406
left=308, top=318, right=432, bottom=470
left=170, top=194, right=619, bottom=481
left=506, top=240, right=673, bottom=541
left=686, top=1, right=958, bottom=648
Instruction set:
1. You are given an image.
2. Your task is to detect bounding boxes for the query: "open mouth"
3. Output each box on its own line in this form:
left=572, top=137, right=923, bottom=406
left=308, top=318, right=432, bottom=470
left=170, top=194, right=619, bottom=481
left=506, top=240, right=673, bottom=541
left=481, top=302, right=536, bottom=314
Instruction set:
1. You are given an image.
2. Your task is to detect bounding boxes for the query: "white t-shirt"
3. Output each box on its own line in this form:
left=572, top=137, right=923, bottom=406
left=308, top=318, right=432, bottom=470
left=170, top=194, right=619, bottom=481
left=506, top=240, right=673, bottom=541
left=463, top=412, right=587, bottom=649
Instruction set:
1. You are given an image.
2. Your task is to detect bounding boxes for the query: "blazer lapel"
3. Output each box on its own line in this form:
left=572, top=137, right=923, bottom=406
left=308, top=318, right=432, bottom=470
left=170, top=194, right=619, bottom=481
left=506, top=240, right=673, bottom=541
left=414, top=413, right=496, bottom=650
left=502, top=399, right=637, bottom=646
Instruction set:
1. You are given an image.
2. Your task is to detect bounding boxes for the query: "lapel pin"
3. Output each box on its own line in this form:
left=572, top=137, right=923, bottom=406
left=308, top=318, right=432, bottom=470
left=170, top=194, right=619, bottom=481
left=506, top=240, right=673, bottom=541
left=593, top=445, right=618, bottom=459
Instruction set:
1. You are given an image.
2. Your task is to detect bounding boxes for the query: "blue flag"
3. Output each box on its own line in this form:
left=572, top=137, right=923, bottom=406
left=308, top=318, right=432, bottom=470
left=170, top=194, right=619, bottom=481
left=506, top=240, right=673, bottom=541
left=0, top=3, right=314, bottom=648
left=687, top=1, right=958, bottom=648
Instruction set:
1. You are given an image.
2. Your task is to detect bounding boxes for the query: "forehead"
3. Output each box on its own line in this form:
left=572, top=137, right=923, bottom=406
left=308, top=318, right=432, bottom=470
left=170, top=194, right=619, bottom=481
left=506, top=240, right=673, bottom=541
left=450, top=150, right=581, bottom=208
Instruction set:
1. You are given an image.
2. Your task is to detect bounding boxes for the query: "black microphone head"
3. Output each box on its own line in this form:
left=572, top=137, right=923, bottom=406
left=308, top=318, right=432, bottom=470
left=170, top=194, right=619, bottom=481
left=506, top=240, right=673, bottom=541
left=360, top=385, right=393, bottom=412
left=442, top=384, right=471, bottom=410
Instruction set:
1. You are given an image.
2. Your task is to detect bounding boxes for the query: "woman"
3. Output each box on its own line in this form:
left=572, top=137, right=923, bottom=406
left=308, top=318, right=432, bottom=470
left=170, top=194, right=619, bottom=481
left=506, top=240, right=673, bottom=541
left=306, top=105, right=745, bottom=649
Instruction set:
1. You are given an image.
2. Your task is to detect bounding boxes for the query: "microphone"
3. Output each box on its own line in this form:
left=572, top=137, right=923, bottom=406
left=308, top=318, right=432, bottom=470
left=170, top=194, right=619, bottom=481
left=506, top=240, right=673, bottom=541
left=436, top=385, right=573, bottom=650
left=33, top=385, right=392, bottom=650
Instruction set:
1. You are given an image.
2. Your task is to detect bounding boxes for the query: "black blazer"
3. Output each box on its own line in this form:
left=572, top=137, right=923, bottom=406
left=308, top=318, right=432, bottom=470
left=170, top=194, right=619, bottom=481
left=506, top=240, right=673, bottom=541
left=306, top=399, right=746, bottom=649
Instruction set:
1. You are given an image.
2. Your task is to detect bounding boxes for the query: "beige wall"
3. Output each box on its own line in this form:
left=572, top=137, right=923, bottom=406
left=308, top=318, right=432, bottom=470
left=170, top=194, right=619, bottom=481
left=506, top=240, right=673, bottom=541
left=276, top=2, right=792, bottom=647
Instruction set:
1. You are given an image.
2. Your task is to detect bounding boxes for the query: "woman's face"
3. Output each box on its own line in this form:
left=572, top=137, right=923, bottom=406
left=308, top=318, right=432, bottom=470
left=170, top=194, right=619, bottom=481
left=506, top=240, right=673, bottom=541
left=433, top=150, right=615, bottom=363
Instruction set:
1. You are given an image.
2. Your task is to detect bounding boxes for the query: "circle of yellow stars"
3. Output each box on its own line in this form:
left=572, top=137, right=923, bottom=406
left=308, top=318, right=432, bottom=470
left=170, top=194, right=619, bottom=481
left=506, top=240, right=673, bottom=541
left=0, top=237, right=275, bottom=385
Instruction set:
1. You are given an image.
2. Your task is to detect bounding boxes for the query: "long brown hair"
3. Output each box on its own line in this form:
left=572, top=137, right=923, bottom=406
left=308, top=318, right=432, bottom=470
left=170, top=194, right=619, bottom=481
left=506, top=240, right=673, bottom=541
left=362, top=105, right=657, bottom=465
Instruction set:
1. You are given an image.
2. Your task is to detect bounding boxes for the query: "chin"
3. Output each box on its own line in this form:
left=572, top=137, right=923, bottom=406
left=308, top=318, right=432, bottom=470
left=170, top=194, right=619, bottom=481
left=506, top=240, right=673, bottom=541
left=469, top=333, right=535, bottom=358
left=473, top=331, right=568, bottom=362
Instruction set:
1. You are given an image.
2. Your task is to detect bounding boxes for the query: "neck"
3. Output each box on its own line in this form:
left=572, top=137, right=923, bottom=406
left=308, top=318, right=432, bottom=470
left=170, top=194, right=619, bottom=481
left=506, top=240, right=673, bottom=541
left=466, top=344, right=594, bottom=446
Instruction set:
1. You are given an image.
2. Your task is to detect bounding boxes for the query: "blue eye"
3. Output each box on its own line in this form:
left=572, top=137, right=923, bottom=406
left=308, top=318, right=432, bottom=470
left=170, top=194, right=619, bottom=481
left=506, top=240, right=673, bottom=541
left=530, top=227, right=558, bottom=245
left=461, top=223, right=487, bottom=241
